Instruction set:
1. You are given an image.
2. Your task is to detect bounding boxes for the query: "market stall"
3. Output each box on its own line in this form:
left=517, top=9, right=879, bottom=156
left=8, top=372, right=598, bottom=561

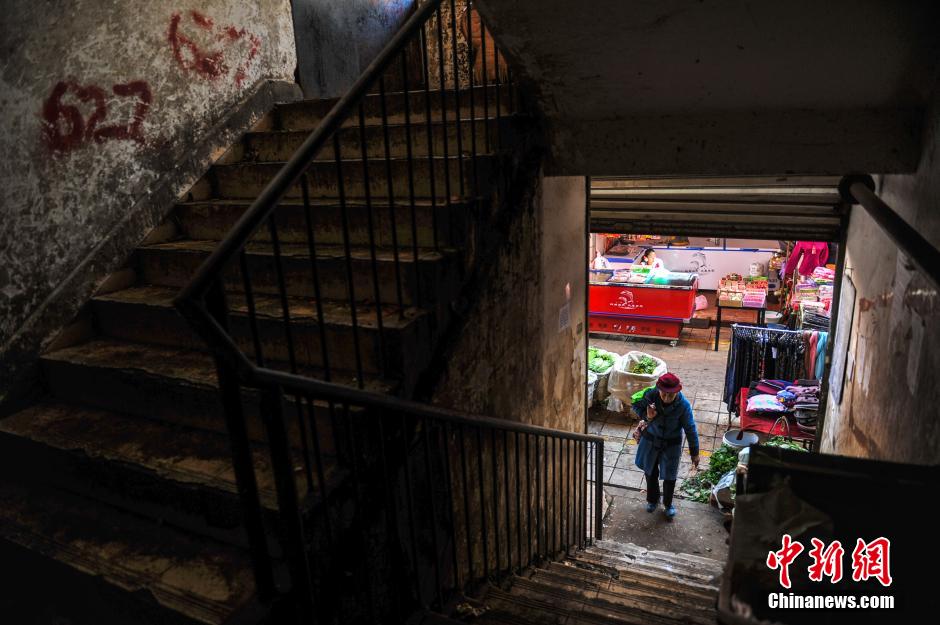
left=589, top=265, right=698, bottom=344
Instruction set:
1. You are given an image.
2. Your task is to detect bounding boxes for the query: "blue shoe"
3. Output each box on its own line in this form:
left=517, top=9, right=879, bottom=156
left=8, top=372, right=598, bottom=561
left=664, top=505, right=677, bottom=519
left=645, top=502, right=657, bottom=513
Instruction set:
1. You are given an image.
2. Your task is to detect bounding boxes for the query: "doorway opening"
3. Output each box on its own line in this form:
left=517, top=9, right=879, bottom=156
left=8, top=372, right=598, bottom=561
left=584, top=176, right=847, bottom=551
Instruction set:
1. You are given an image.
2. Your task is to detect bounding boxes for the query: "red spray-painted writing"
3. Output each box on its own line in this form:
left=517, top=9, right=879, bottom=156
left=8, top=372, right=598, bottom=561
left=168, top=11, right=260, bottom=87
left=42, top=80, right=152, bottom=153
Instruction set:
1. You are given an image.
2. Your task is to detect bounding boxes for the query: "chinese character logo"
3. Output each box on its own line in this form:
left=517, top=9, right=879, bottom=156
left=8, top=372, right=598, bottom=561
left=851, top=537, right=893, bottom=587
left=807, top=538, right=844, bottom=583
left=766, top=534, right=804, bottom=589
left=767, top=536, right=893, bottom=588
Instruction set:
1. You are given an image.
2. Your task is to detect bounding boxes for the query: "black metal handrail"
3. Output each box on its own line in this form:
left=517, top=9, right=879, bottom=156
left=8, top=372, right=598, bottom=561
left=171, top=0, right=605, bottom=621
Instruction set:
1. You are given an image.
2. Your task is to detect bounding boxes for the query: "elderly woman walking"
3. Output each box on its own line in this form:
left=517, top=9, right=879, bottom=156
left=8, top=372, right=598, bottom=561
left=632, top=372, right=699, bottom=519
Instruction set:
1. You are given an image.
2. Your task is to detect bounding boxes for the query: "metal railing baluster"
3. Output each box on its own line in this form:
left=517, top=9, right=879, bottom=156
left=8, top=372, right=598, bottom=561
left=378, top=77, right=406, bottom=318
left=476, top=427, right=489, bottom=577
left=399, top=49, right=422, bottom=309
left=357, top=104, right=388, bottom=379
left=466, top=0, right=479, bottom=196
left=422, top=425, right=444, bottom=609
left=333, top=136, right=365, bottom=388
left=237, top=251, right=264, bottom=366
left=458, top=424, right=473, bottom=581
left=490, top=428, right=500, bottom=576
left=448, top=0, right=465, bottom=197
left=435, top=8, right=453, bottom=210
left=300, top=173, right=332, bottom=382
left=419, top=23, right=440, bottom=251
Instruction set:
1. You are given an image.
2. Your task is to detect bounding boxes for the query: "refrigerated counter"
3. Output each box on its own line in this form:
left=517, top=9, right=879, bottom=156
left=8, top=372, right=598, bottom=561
left=589, top=269, right=698, bottom=344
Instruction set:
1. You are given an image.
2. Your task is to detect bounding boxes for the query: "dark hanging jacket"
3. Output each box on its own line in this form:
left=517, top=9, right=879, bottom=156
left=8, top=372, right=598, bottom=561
left=632, top=388, right=699, bottom=481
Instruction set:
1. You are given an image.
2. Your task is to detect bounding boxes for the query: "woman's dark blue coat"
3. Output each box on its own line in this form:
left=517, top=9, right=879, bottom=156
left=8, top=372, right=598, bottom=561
left=632, top=388, right=699, bottom=481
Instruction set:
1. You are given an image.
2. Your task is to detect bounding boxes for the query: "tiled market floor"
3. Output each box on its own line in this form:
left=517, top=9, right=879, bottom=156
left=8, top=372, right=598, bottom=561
left=589, top=329, right=741, bottom=500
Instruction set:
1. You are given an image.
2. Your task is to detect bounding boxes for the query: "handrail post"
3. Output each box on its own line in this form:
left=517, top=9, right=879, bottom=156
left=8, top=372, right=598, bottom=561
left=205, top=280, right=277, bottom=601
left=594, top=440, right=603, bottom=541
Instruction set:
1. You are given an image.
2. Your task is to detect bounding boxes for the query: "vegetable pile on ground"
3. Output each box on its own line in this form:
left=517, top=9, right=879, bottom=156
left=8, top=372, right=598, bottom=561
left=629, top=355, right=660, bottom=374
left=679, top=443, right=739, bottom=503
left=763, top=436, right=809, bottom=452
left=587, top=347, right=616, bottom=373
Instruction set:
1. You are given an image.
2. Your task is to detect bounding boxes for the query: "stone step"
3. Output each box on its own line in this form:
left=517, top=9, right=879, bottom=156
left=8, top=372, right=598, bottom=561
left=505, top=575, right=712, bottom=625
left=93, top=285, right=433, bottom=375
left=591, top=540, right=725, bottom=577
left=567, top=549, right=720, bottom=593
left=40, top=338, right=394, bottom=448
left=529, top=565, right=716, bottom=623
left=207, top=155, right=494, bottom=201
left=270, top=84, right=513, bottom=131
left=0, top=401, right=340, bottom=550
left=136, top=239, right=459, bottom=309
left=244, top=118, right=497, bottom=162
left=174, top=198, right=474, bottom=249
left=0, top=480, right=256, bottom=625
left=585, top=544, right=724, bottom=582
left=544, top=559, right=716, bottom=606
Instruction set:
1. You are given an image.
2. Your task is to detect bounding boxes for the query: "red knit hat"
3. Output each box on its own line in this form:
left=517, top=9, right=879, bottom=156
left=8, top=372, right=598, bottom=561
left=656, top=372, right=682, bottom=393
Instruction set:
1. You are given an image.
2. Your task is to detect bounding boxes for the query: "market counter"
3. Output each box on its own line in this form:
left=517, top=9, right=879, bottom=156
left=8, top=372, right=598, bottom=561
left=589, top=272, right=698, bottom=342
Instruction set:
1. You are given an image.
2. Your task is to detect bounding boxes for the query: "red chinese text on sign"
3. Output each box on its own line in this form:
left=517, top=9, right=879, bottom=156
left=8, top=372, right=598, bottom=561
left=807, top=538, right=844, bottom=583
left=851, top=537, right=893, bottom=587
left=766, top=534, right=805, bottom=589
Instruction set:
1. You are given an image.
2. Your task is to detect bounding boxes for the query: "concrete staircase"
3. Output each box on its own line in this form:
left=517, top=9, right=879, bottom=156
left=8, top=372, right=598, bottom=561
left=0, top=85, right=510, bottom=624
left=418, top=540, right=722, bottom=625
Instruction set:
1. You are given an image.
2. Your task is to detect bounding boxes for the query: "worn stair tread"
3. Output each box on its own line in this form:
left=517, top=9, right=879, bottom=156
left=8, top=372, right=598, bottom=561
left=585, top=544, right=724, bottom=580
left=175, top=197, right=473, bottom=209
left=0, top=480, right=255, bottom=625
left=567, top=550, right=720, bottom=591
left=143, top=238, right=451, bottom=264
left=506, top=576, right=711, bottom=625
left=527, top=568, right=716, bottom=621
left=95, top=285, right=429, bottom=331
left=543, top=560, right=717, bottom=604
left=593, top=539, right=725, bottom=571
left=216, top=153, right=494, bottom=167
left=0, top=401, right=339, bottom=510
left=246, top=115, right=500, bottom=139
left=42, top=337, right=396, bottom=395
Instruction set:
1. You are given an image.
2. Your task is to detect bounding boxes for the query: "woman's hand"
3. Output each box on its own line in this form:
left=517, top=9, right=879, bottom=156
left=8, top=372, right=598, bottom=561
left=632, top=420, right=647, bottom=442
left=646, top=404, right=657, bottom=420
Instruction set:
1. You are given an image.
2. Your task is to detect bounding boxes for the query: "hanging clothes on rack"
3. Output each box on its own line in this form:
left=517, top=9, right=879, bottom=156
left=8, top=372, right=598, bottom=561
left=723, top=325, right=808, bottom=413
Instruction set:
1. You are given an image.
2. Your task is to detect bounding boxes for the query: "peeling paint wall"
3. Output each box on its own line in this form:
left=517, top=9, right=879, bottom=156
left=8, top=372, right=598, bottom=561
left=292, top=0, right=413, bottom=98
left=821, top=101, right=940, bottom=465
left=431, top=170, right=587, bottom=434
left=0, top=1, right=296, bottom=380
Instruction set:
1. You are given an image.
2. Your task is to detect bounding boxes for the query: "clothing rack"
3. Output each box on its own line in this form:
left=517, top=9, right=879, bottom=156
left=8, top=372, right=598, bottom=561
left=723, top=324, right=808, bottom=413
left=730, top=323, right=802, bottom=333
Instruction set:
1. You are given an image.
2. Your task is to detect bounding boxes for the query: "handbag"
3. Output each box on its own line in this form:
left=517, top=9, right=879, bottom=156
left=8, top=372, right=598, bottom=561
left=632, top=420, right=647, bottom=442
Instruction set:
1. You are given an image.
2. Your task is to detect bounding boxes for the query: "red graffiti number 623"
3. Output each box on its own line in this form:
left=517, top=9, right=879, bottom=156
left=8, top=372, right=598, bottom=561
left=42, top=80, right=152, bottom=153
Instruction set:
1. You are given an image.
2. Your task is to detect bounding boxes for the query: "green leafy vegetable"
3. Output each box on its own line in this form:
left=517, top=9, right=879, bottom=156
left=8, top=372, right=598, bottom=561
left=629, top=355, right=659, bottom=374
left=588, top=350, right=616, bottom=373
left=679, top=444, right=740, bottom=503
left=763, top=436, right=809, bottom=452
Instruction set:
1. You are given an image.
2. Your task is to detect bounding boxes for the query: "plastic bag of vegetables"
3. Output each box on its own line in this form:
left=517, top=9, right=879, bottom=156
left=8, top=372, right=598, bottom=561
left=587, top=347, right=616, bottom=374
left=607, top=351, right=667, bottom=403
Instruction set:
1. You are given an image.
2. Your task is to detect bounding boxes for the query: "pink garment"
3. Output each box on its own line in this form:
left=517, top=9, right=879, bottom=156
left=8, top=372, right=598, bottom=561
left=808, top=331, right=818, bottom=377
left=785, top=241, right=829, bottom=276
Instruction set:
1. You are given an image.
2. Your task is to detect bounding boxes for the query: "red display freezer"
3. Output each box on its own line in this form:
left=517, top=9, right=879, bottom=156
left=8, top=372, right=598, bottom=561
left=589, top=271, right=698, bottom=344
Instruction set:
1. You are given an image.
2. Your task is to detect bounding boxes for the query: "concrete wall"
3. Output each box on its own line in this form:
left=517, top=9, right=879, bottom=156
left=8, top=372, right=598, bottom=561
left=292, top=0, right=413, bottom=98
left=430, top=170, right=587, bottom=434
left=0, top=1, right=297, bottom=394
left=821, top=102, right=940, bottom=465
left=476, top=0, right=938, bottom=175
